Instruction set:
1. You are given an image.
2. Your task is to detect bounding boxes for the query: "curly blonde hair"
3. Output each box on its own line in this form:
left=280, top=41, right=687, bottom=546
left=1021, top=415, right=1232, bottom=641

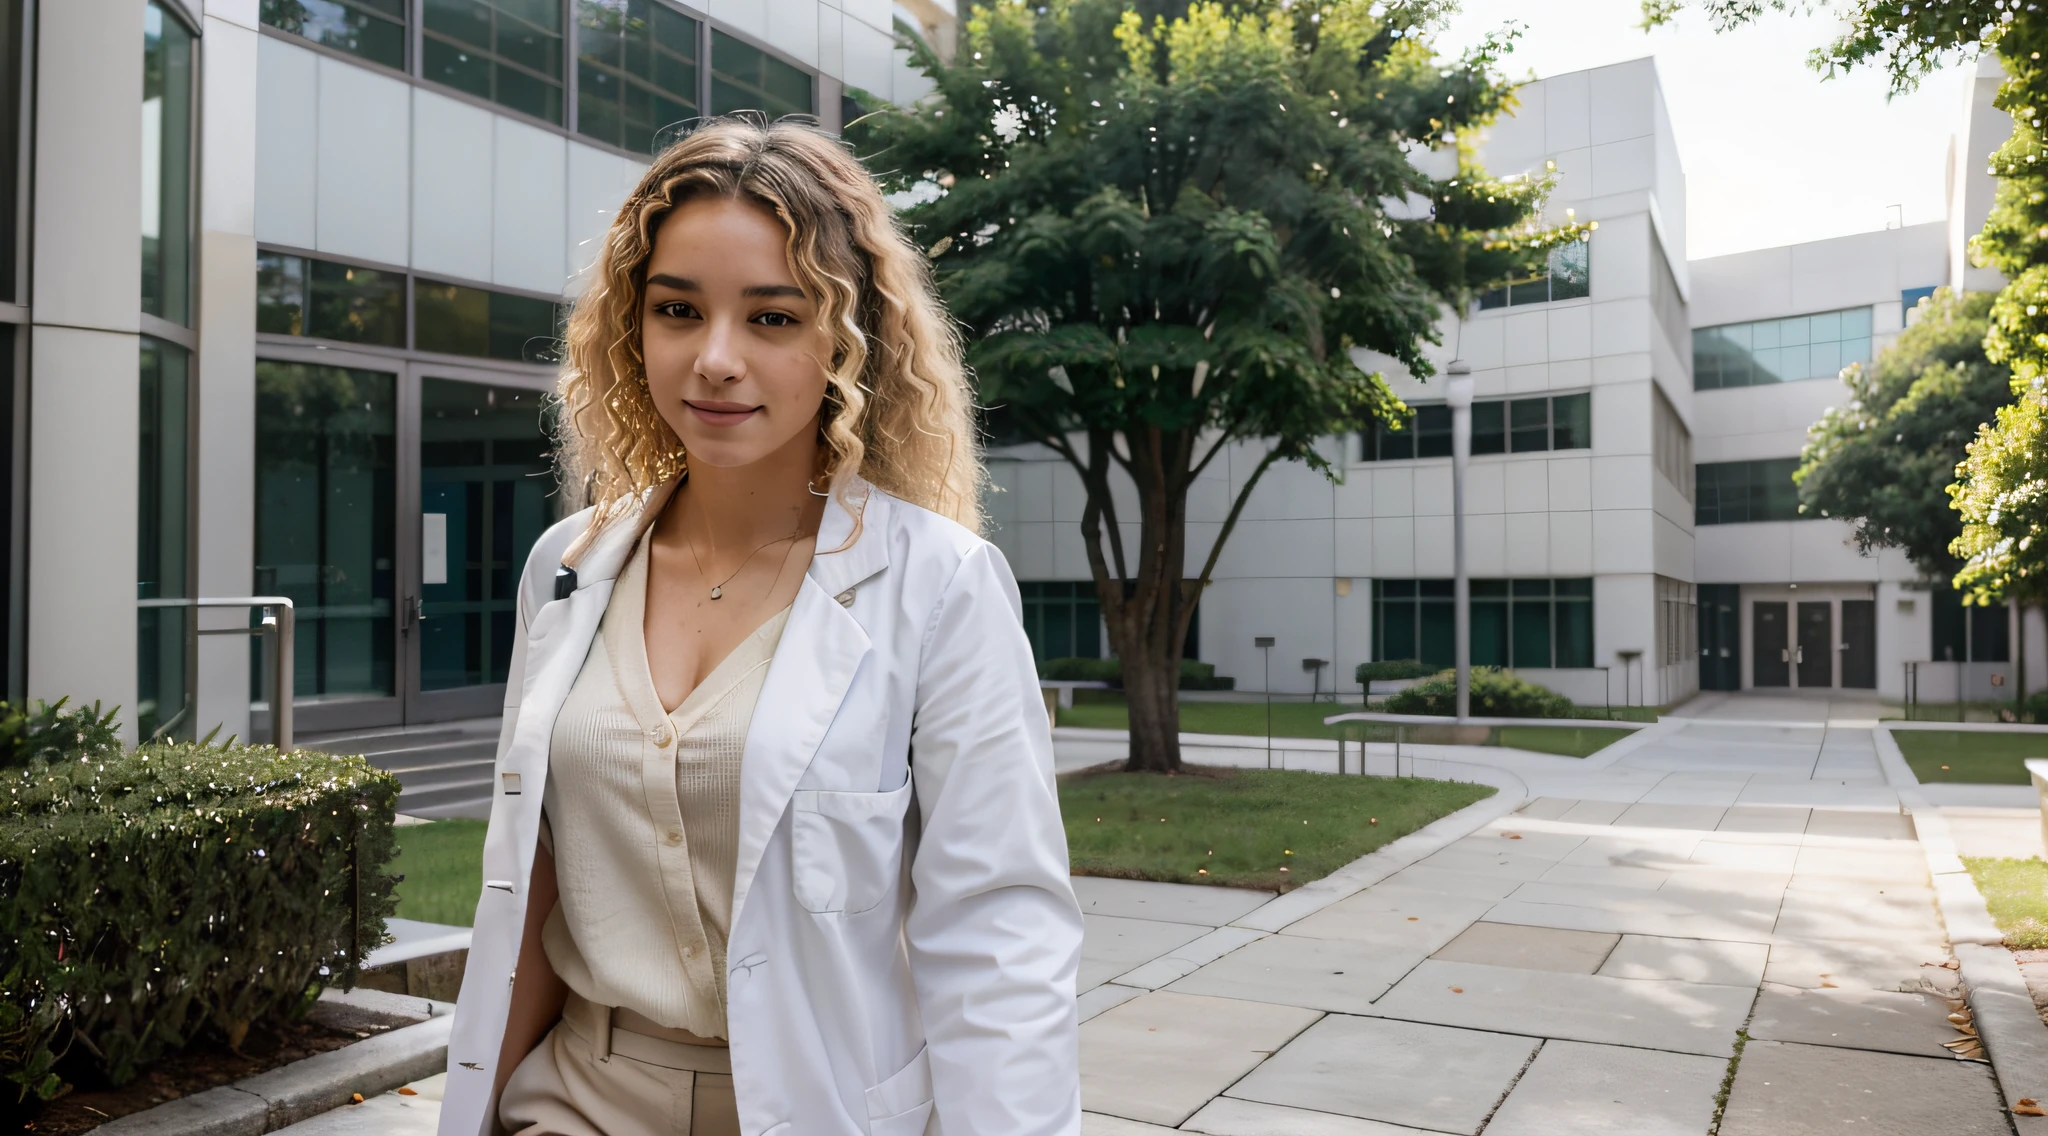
left=556, top=118, right=982, bottom=552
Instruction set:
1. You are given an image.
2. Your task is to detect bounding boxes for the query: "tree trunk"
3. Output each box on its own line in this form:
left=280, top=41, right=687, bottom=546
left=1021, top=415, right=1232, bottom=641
left=1120, top=641, right=1183, bottom=772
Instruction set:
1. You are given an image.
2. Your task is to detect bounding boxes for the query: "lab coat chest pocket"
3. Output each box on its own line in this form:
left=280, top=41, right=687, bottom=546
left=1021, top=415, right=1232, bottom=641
left=790, top=782, right=914, bottom=915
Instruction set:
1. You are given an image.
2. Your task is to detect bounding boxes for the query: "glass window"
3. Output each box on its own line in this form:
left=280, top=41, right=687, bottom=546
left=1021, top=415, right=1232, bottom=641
left=1374, top=577, right=1595, bottom=669
left=577, top=0, right=700, bottom=154
left=1475, top=239, right=1592, bottom=311
left=1414, top=404, right=1452, bottom=458
left=424, top=0, right=565, bottom=124
left=139, top=338, right=190, bottom=740
left=142, top=2, right=195, bottom=326
left=260, top=0, right=408, bottom=71
left=415, top=279, right=565, bottom=362
left=1551, top=392, right=1591, bottom=450
left=1018, top=581, right=1102, bottom=662
left=1470, top=400, right=1504, bottom=455
left=1694, top=458, right=1805, bottom=525
left=420, top=379, right=556, bottom=689
left=255, top=361, right=398, bottom=699
left=258, top=252, right=407, bottom=347
left=1693, top=307, right=1873, bottom=391
left=1508, top=398, right=1549, bottom=453
left=710, top=29, right=813, bottom=119
left=0, top=0, right=21, bottom=304
left=1932, top=587, right=2011, bottom=663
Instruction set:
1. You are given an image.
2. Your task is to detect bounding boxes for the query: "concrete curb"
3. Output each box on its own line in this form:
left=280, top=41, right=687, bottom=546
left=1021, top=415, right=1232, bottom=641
left=1888, top=723, right=2048, bottom=1130
left=95, top=994, right=453, bottom=1136
left=1229, top=760, right=1528, bottom=934
left=1580, top=715, right=1686, bottom=771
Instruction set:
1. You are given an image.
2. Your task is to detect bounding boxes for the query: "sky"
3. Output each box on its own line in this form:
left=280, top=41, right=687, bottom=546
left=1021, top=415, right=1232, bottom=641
left=1430, top=0, right=1976, bottom=261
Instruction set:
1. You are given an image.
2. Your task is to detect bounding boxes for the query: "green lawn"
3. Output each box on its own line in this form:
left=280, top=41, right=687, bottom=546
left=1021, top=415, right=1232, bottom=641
left=1893, top=729, right=2048, bottom=785
left=1062, top=765, right=1494, bottom=891
left=1963, top=857, right=2048, bottom=949
left=389, top=819, right=486, bottom=927
left=1057, top=693, right=1635, bottom=757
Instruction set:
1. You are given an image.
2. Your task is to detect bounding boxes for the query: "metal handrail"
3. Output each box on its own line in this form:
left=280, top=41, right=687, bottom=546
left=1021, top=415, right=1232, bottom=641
left=137, top=596, right=295, bottom=751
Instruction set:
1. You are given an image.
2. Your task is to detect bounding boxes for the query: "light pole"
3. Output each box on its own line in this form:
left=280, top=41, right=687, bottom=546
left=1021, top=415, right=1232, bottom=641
left=1255, top=636, right=1275, bottom=767
left=1446, top=362, right=1475, bottom=723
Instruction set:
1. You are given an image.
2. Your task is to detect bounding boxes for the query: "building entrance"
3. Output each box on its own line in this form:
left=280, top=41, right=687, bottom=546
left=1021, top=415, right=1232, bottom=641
left=1737, top=588, right=1877, bottom=692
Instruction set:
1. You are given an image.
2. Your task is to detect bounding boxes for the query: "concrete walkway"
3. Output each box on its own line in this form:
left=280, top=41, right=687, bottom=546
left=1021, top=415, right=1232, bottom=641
left=291, top=700, right=2020, bottom=1134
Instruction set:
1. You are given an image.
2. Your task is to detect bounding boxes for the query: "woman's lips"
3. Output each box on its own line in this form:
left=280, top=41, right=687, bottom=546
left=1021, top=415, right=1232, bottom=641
left=684, top=400, right=760, bottom=427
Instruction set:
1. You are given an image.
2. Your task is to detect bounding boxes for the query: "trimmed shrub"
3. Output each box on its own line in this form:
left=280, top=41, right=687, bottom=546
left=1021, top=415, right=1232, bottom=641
left=0, top=698, right=120, bottom=772
left=1381, top=668, right=1577, bottom=719
left=2, top=740, right=401, bottom=1106
left=1037, top=657, right=1236, bottom=691
left=1355, top=660, right=1436, bottom=684
left=2024, top=690, right=2048, bottom=725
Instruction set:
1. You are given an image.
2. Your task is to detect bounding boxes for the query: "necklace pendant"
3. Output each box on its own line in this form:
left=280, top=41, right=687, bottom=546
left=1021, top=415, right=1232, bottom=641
left=709, top=585, right=723, bottom=600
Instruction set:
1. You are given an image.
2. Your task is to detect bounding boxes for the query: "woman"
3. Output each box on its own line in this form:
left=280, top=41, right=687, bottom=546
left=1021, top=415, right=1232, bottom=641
left=438, top=119, right=1083, bottom=1136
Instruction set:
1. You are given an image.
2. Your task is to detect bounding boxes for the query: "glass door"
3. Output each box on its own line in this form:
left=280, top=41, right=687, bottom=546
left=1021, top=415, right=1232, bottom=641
left=401, top=362, right=560, bottom=722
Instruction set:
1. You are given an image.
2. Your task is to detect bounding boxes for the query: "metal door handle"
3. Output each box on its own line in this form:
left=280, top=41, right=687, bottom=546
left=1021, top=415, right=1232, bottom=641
left=1780, top=648, right=1789, bottom=662
left=402, top=594, right=423, bottom=632
left=1796, top=647, right=1804, bottom=664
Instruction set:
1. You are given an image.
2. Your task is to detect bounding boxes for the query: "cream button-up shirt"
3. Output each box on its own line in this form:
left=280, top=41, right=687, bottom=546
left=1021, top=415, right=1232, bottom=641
left=540, top=533, right=791, bottom=1039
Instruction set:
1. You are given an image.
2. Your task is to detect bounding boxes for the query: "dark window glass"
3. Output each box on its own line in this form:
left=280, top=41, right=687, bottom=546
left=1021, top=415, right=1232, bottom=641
left=255, top=360, right=397, bottom=699
left=139, top=338, right=191, bottom=740
left=1470, top=401, right=1505, bottom=455
left=1373, top=577, right=1596, bottom=669
left=1018, top=580, right=1102, bottom=662
left=1551, top=392, right=1591, bottom=450
left=1507, top=276, right=1550, bottom=306
left=1477, top=286, right=1507, bottom=310
left=143, top=3, right=195, bottom=326
left=260, top=0, right=407, bottom=70
left=710, top=29, right=813, bottom=118
left=1932, top=587, right=2011, bottom=663
left=424, top=0, right=564, bottom=124
left=1548, top=241, right=1590, bottom=300
left=1414, top=404, right=1453, bottom=458
left=1694, top=458, right=1805, bottom=524
left=420, top=379, right=556, bottom=689
left=256, top=252, right=406, bottom=347
left=1509, top=397, right=1549, bottom=453
left=1693, top=307, right=1872, bottom=391
left=0, top=0, right=21, bottom=304
left=416, top=279, right=564, bottom=362
left=576, top=0, right=700, bottom=154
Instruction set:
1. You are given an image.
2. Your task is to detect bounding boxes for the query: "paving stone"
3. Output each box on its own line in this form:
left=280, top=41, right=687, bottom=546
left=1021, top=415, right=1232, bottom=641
left=1280, top=887, right=1493, bottom=951
left=1367, top=959, right=1754, bottom=1057
left=235, top=1015, right=450, bottom=1129
left=1557, top=799, right=1630, bottom=824
left=268, top=1076, right=442, bottom=1136
left=1078, top=982, right=1146, bottom=1022
left=1374, top=864, right=1526, bottom=901
left=1224, top=1014, right=1538, bottom=1135
left=1558, top=833, right=1703, bottom=870
left=1430, top=921, right=1618, bottom=975
left=1414, top=846, right=1567, bottom=881
left=1168, top=933, right=1420, bottom=1012
left=1762, top=936, right=1956, bottom=992
left=1468, top=826, right=1588, bottom=860
left=1536, top=862, right=1671, bottom=890
left=1717, top=806, right=1811, bottom=834
left=1718, top=1039, right=2009, bottom=1136
left=1082, top=1114, right=1182, bottom=1135
left=1805, top=810, right=1916, bottom=840
left=1073, top=876, right=1274, bottom=926
left=1790, top=843, right=1931, bottom=883
left=1116, top=926, right=1268, bottom=989
left=96, top=1086, right=267, bottom=1136
left=1614, top=803, right=1729, bottom=830
left=1516, top=797, right=1579, bottom=820
left=1687, top=840, right=1802, bottom=873
left=1483, top=1039, right=1724, bottom=1135
left=1081, top=914, right=1210, bottom=992
left=1183, top=1096, right=1436, bottom=1134
left=1773, top=887, right=1946, bottom=941
left=1597, top=935, right=1770, bottom=986
left=1079, top=991, right=1320, bottom=1126
left=1747, top=985, right=1962, bottom=1058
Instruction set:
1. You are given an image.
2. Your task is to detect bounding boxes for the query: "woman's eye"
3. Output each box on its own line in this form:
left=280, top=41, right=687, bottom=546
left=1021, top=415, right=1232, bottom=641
left=657, top=301, right=700, bottom=319
left=754, top=312, right=796, bottom=328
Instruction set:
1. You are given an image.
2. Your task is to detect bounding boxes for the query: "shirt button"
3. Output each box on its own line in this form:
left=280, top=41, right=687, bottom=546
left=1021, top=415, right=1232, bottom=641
left=651, top=725, right=672, bottom=746
left=665, top=829, right=683, bottom=846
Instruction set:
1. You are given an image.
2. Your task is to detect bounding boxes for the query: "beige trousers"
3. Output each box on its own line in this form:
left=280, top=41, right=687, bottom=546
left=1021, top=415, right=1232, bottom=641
left=499, top=993, right=739, bottom=1136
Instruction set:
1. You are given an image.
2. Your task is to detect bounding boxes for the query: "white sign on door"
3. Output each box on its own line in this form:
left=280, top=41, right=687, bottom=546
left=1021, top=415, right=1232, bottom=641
left=423, top=512, right=448, bottom=586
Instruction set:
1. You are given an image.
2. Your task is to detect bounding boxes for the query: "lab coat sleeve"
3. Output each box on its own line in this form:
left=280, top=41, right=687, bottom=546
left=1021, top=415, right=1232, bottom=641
left=906, top=541, right=1084, bottom=1135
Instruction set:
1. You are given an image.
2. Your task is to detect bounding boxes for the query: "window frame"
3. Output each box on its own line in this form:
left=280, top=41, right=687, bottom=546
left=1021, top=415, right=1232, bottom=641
left=1693, top=457, right=1806, bottom=526
left=259, top=0, right=833, bottom=164
left=1475, top=239, right=1593, bottom=312
left=1359, top=390, right=1593, bottom=464
left=1371, top=577, right=1595, bottom=669
left=1692, top=306, right=1874, bottom=391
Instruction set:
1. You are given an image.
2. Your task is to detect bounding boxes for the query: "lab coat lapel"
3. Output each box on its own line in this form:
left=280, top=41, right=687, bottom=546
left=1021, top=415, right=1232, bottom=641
left=731, top=483, right=891, bottom=922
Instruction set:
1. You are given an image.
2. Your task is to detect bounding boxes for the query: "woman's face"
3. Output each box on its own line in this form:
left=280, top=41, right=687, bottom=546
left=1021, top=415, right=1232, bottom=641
left=641, top=194, right=832, bottom=472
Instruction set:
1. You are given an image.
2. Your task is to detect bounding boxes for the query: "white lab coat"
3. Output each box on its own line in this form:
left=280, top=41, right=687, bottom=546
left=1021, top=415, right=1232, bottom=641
left=437, top=477, right=1083, bottom=1136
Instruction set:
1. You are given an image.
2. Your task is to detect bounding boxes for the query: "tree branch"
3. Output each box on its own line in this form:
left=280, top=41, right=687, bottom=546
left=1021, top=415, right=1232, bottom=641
left=1186, top=447, right=1285, bottom=642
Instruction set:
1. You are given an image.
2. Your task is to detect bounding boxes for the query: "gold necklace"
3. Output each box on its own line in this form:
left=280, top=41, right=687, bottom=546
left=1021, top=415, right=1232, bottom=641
left=683, top=526, right=802, bottom=600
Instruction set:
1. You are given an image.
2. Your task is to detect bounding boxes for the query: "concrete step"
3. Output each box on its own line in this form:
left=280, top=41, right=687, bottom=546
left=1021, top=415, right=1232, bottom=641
left=397, top=778, right=494, bottom=820
left=363, top=737, right=500, bottom=773
left=388, top=757, right=496, bottom=793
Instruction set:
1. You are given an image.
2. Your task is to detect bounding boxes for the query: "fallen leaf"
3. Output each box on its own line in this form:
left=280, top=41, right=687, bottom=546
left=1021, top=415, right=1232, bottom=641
left=1821, top=981, right=1838, bottom=988
left=1369, top=817, right=1379, bottom=825
left=2016, top=1098, right=2044, bottom=1116
left=1502, top=832, right=1523, bottom=840
left=351, top=1094, right=365, bottom=1105
left=1450, top=986, right=1465, bottom=994
left=397, top=1087, right=419, bottom=1096
left=1407, top=916, right=1419, bottom=921
left=1197, top=868, right=1209, bottom=875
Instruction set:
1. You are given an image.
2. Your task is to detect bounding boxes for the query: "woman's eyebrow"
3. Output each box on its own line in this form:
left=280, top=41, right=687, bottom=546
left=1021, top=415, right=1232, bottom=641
left=741, top=284, right=807, bottom=299
left=647, top=273, right=697, bottom=290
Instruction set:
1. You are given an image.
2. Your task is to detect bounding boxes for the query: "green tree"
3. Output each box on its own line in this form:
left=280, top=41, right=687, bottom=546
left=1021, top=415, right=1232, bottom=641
left=852, top=0, right=1579, bottom=771
left=1796, top=289, right=2011, bottom=576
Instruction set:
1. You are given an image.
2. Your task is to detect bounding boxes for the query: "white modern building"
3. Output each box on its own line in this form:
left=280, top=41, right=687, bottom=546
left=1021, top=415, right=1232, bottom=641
left=14, top=0, right=944, bottom=756
left=988, top=54, right=2045, bottom=708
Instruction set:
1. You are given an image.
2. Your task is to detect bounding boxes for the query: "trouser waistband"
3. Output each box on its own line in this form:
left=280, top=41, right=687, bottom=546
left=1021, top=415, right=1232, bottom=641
left=561, top=991, right=733, bottom=1074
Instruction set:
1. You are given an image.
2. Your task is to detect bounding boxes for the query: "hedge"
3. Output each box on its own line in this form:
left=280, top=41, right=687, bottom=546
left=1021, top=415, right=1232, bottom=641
left=1381, top=667, right=1577, bottom=719
left=1037, top=656, right=1236, bottom=690
left=1355, top=660, right=1436, bottom=684
left=2, top=717, right=400, bottom=1107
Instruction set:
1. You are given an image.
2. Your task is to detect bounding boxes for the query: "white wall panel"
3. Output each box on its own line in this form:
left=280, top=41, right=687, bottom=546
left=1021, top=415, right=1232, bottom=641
left=1466, top=460, right=1505, bottom=516
left=841, top=0, right=894, bottom=33
left=1504, top=362, right=1550, bottom=395
left=412, top=91, right=496, bottom=284
left=315, top=57, right=410, bottom=265
left=1543, top=69, right=1591, bottom=152
left=1502, top=310, right=1548, bottom=366
left=1549, top=511, right=1593, bottom=575
left=1000, top=522, right=1057, bottom=579
left=764, top=0, right=820, bottom=65
left=1467, top=513, right=1506, bottom=578
left=1334, top=520, right=1372, bottom=577
left=711, top=0, right=768, bottom=37
left=1548, top=146, right=1593, bottom=204
left=1372, top=517, right=1416, bottom=577
left=1589, top=60, right=1655, bottom=145
left=1211, top=519, right=1331, bottom=580
left=493, top=118, right=569, bottom=294
left=817, top=5, right=846, bottom=78
left=1503, top=511, right=1549, bottom=576
left=1334, top=469, right=1372, bottom=519
left=842, top=18, right=894, bottom=97
left=1461, top=316, right=1505, bottom=371
left=1413, top=515, right=1453, bottom=577
left=1413, top=464, right=1452, bottom=516
left=255, top=36, right=319, bottom=250
left=204, top=20, right=260, bottom=234
left=1592, top=510, right=1653, bottom=573
left=1590, top=299, right=1652, bottom=357
left=1590, top=136, right=1655, bottom=197
left=1548, top=305, right=1592, bottom=360
left=1594, top=383, right=1650, bottom=456
left=1546, top=457, right=1591, bottom=512
left=566, top=143, right=647, bottom=285
left=1590, top=455, right=1651, bottom=510
left=1371, top=465, right=1413, bottom=517
left=984, top=462, right=1020, bottom=526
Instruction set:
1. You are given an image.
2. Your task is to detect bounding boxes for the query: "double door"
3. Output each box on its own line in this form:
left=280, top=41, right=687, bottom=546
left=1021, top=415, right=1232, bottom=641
left=254, top=347, right=560, bottom=731
left=1749, top=595, right=1876, bottom=690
